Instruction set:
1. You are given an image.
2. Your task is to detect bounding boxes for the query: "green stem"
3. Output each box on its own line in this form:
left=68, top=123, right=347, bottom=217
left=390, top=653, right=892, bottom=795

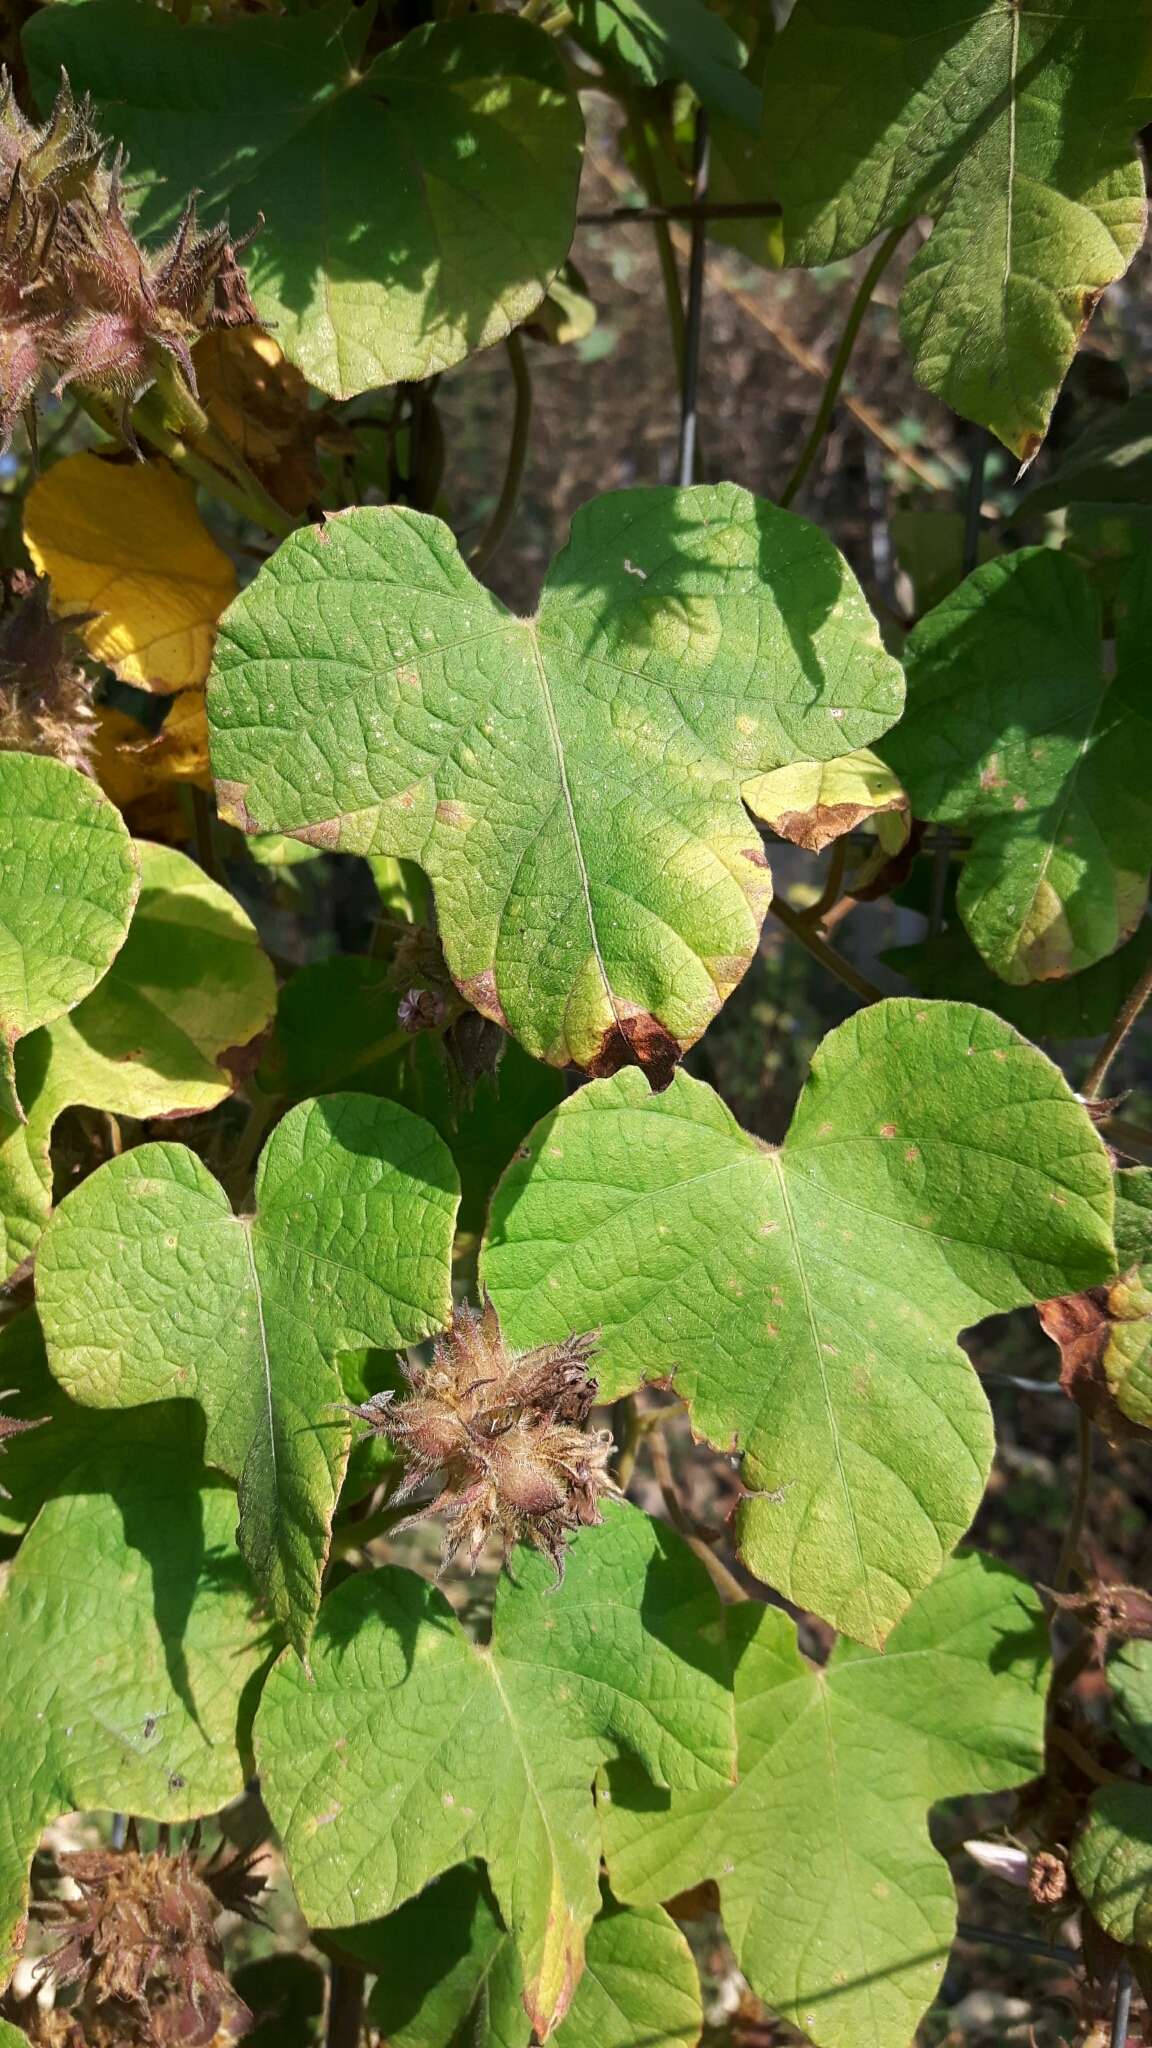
left=1054, top=1410, right=1092, bottom=1594
left=770, top=895, right=885, bottom=1006
left=331, top=1499, right=411, bottom=1557
left=1083, top=950, right=1152, bottom=1100
left=80, top=390, right=295, bottom=539
left=802, top=840, right=848, bottom=927
left=625, top=101, right=686, bottom=378
left=469, top=332, right=533, bottom=578
left=780, top=222, right=906, bottom=509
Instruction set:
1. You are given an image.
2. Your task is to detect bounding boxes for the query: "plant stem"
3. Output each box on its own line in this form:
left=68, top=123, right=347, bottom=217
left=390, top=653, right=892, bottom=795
left=1100, top=1116, right=1152, bottom=1162
left=190, top=786, right=222, bottom=884
left=769, top=896, right=885, bottom=1006
left=224, top=1093, right=282, bottom=1209
left=678, top=106, right=710, bottom=488
left=647, top=1422, right=746, bottom=1604
left=326, top=1960, right=366, bottom=2048
left=625, top=102, right=686, bottom=378
left=1054, top=1410, right=1092, bottom=1593
left=469, top=332, right=533, bottom=577
left=802, top=840, right=848, bottom=927
left=779, top=222, right=906, bottom=509
left=579, top=199, right=782, bottom=226
left=331, top=1499, right=411, bottom=1557
left=929, top=425, right=987, bottom=934
left=1083, top=951, right=1152, bottom=1099
left=612, top=1394, right=645, bottom=1493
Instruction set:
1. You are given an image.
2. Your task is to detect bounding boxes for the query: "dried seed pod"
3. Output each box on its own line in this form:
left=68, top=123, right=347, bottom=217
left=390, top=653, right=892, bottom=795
left=0, top=571, right=98, bottom=773
left=349, top=1298, right=616, bottom=1577
left=38, top=1844, right=255, bottom=2046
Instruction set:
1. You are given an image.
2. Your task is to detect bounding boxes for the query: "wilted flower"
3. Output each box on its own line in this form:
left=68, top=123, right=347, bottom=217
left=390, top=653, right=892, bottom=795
left=0, top=570, right=97, bottom=772
left=34, top=1842, right=260, bottom=2046
left=350, top=1298, right=616, bottom=1577
left=0, top=68, right=259, bottom=448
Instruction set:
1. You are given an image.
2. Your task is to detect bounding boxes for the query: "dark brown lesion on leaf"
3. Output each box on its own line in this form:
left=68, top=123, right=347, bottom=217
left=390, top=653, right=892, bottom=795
left=214, top=779, right=265, bottom=836
left=586, top=1011, right=680, bottom=1093
left=456, top=967, right=510, bottom=1032
left=1038, top=1284, right=1151, bottom=1446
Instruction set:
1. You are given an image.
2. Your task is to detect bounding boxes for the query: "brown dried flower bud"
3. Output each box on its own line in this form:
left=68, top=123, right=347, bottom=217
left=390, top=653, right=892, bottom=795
left=0, top=571, right=98, bottom=773
left=38, top=1844, right=255, bottom=2046
left=1029, top=1849, right=1069, bottom=1907
left=349, top=1298, right=616, bottom=1577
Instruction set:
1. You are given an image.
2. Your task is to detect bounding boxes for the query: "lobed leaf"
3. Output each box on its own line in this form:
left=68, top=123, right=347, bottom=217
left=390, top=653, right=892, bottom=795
left=0, top=752, right=138, bottom=1122
left=256, top=1503, right=734, bottom=2038
left=759, top=0, right=1152, bottom=456
left=483, top=997, right=1114, bottom=1643
left=24, top=455, right=237, bottom=693
left=1, top=842, right=276, bottom=1277
left=0, top=1398, right=272, bottom=1980
left=35, top=1093, right=459, bottom=1653
left=207, top=485, right=903, bottom=1082
left=1073, top=1783, right=1152, bottom=1950
left=342, top=1870, right=702, bottom=2048
left=883, top=547, right=1152, bottom=984
left=24, top=5, right=584, bottom=400
left=601, top=1552, right=1049, bottom=2048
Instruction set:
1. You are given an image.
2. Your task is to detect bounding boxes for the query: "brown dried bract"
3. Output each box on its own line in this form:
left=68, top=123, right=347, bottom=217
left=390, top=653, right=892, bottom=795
left=349, top=1297, right=616, bottom=1577
left=0, top=570, right=97, bottom=773
left=33, top=1844, right=257, bottom=2045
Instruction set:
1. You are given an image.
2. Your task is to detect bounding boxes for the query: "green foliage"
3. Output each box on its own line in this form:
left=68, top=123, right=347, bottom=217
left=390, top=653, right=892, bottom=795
left=759, top=0, right=1152, bottom=454
left=1073, top=1783, right=1152, bottom=1948
left=257, top=1505, right=733, bottom=2037
left=883, top=546, right=1152, bottom=984
left=485, top=998, right=1113, bottom=1643
left=0, top=840, right=275, bottom=1276
left=207, top=486, right=902, bottom=1078
left=24, top=5, right=584, bottom=398
left=35, top=1094, right=459, bottom=1653
left=2, top=7, right=1151, bottom=2041
left=0, top=1396, right=270, bottom=1975
left=571, top=0, right=758, bottom=127
left=0, top=751, right=138, bottom=1120
left=343, top=1870, right=703, bottom=2048
left=602, top=1554, right=1048, bottom=2048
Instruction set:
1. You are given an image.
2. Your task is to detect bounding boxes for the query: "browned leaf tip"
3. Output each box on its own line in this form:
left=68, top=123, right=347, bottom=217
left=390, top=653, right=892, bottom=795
left=1038, top=1281, right=1152, bottom=1446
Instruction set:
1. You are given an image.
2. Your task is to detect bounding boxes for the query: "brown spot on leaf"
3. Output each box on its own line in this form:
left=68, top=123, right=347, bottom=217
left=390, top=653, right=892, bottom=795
left=742, top=844, right=771, bottom=867
left=435, top=798, right=473, bottom=829
left=773, top=799, right=893, bottom=853
left=457, top=968, right=509, bottom=1030
left=216, top=1025, right=273, bottom=1087
left=215, top=779, right=265, bottom=836
left=287, top=817, right=341, bottom=851
left=587, top=1012, right=680, bottom=1092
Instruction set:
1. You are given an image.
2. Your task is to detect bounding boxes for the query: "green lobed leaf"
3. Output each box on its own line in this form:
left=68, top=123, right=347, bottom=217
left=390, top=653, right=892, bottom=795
left=207, top=486, right=903, bottom=1082
left=759, top=1, right=1152, bottom=456
left=256, top=1503, right=734, bottom=2039
left=0, top=1399, right=272, bottom=1980
left=0, top=841, right=276, bottom=1278
left=341, top=1870, right=702, bottom=2048
left=601, top=1552, right=1049, bottom=2048
left=258, top=955, right=565, bottom=1234
left=1073, top=1783, right=1152, bottom=1950
left=0, top=752, right=138, bottom=1121
left=886, top=917, right=1152, bottom=1044
left=24, top=4, right=583, bottom=399
left=570, top=0, right=759, bottom=128
left=35, top=1093, right=459, bottom=1654
left=483, top=998, right=1114, bottom=1644
left=882, top=547, right=1152, bottom=984
left=1111, top=1639, right=1152, bottom=1771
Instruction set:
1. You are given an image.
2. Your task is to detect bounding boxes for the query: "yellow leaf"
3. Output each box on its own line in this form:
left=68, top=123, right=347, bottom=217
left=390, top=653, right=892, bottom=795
left=744, top=749, right=908, bottom=852
left=24, top=453, right=237, bottom=692
left=94, top=689, right=211, bottom=842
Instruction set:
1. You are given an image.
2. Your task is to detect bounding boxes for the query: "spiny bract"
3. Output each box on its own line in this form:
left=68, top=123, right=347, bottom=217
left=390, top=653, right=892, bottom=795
left=350, top=1298, right=617, bottom=1577
left=0, top=68, right=259, bottom=448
